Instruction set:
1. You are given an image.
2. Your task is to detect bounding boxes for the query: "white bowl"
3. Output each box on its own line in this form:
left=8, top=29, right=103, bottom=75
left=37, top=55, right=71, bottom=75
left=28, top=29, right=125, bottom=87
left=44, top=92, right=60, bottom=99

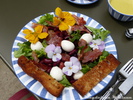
left=107, top=0, right=133, bottom=21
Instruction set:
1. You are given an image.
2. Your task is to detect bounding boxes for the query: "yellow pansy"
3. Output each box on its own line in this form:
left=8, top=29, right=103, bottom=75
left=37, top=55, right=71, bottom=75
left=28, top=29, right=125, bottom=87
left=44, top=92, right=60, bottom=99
left=23, top=25, right=48, bottom=44
left=53, top=7, right=76, bottom=31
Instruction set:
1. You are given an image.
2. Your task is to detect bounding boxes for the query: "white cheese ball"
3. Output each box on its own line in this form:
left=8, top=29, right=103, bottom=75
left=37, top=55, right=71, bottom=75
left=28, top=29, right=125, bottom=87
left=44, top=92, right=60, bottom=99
left=80, top=33, right=93, bottom=43
left=50, top=66, right=63, bottom=81
left=61, top=40, right=75, bottom=52
left=30, top=41, right=44, bottom=51
left=73, top=71, right=83, bottom=80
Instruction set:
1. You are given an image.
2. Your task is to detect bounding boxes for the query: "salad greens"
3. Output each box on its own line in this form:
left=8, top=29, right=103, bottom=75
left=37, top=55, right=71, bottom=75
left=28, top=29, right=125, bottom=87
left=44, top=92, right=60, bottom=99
left=69, top=30, right=81, bottom=42
left=38, top=13, right=54, bottom=25
left=85, top=26, right=110, bottom=41
left=14, top=12, right=111, bottom=87
left=59, top=75, right=71, bottom=87
left=81, top=50, right=109, bottom=74
left=14, top=41, right=32, bottom=58
left=14, top=40, right=47, bottom=59
left=34, top=48, right=47, bottom=58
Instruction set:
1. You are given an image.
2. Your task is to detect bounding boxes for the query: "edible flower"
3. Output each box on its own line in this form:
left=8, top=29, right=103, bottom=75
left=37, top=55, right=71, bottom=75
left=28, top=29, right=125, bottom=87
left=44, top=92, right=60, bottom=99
left=23, top=25, right=48, bottom=44
left=62, top=57, right=81, bottom=76
left=53, top=7, right=76, bottom=31
left=89, top=39, right=105, bottom=52
left=45, top=44, right=62, bottom=62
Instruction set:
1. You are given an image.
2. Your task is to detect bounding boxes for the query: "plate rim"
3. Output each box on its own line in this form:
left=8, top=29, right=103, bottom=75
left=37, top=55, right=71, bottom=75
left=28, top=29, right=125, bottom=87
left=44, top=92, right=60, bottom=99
left=67, top=0, right=99, bottom=5
left=11, top=11, right=118, bottom=100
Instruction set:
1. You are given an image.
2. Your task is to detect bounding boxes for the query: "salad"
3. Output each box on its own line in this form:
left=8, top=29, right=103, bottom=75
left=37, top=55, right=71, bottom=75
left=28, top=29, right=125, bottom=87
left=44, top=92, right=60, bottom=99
left=14, top=7, right=110, bottom=87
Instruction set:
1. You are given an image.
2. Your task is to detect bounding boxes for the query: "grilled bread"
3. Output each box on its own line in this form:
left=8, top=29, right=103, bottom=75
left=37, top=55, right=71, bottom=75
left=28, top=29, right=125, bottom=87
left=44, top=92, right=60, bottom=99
left=18, top=56, right=64, bottom=97
left=72, top=54, right=121, bottom=96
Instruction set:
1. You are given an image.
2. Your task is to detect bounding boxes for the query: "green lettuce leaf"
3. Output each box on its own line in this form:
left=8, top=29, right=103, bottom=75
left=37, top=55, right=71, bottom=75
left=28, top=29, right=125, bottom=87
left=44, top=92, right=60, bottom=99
left=81, top=61, right=98, bottom=74
left=69, top=30, right=81, bottom=42
left=85, top=26, right=110, bottom=41
left=38, top=13, right=54, bottom=25
left=14, top=41, right=32, bottom=58
left=81, top=50, right=109, bottom=74
left=98, top=50, right=109, bottom=62
left=34, top=48, right=47, bottom=58
left=59, top=75, right=71, bottom=87
left=14, top=40, right=47, bottom=59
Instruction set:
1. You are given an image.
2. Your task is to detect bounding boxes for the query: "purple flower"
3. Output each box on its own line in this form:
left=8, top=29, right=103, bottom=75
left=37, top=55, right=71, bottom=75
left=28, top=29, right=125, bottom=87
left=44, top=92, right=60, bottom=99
left=89, top=39, right=105, bottom=52
left=98, top=41, right=105, bottom=52
left=62, top=57, right=81, bottom=76
left=45, top=44, right=62, bottom=62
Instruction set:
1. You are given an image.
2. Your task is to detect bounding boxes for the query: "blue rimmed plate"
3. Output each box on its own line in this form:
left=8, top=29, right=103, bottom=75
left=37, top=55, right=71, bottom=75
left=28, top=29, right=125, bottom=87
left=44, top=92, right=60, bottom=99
left=11, top=12, right=118, bottom=100
left=67, top=0, right=98, bottom=5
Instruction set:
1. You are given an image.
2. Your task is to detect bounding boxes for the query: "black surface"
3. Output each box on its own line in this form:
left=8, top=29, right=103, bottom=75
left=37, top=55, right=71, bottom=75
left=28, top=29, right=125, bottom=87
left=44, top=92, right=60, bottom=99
left=0, top=0, right=133, bottom=99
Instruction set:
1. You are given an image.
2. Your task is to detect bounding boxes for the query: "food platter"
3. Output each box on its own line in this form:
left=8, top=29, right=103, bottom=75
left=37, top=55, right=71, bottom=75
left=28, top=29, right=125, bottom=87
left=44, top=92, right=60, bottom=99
left=11, top=12, right=117, bottom=100
left=67, top=0, right=98, bottom=5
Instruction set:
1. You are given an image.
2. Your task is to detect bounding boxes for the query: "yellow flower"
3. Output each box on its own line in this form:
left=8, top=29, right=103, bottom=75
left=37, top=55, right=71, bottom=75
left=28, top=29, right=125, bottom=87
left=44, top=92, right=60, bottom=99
left=23, top=25, right=48, bottom=44
left=53, top=7, right=76, bottom=31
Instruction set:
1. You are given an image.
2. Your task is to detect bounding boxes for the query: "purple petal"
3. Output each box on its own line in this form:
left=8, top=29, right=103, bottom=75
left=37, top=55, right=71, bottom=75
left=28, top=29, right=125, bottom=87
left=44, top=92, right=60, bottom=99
left=45, top=44, right=55, bottom=53
left=67, top=70, right=73, bottom=76
left=62, top=66, right=73, bottom=76
left=72, top=65, right=80, bottom=73
left=47, top=51, right=54, bottom=58
left=70, top=57, right=78, bottom=64
left=89, top=42, right=93, bottom=45
left=70, top=57, right=81, bottom=69
left=64, top=62, right=72, bottom=67
left=54, top=46, right=62, bottom=53
left=98, top=41, right=105, bottom=52
left=52, top=53, right=62, bottom=62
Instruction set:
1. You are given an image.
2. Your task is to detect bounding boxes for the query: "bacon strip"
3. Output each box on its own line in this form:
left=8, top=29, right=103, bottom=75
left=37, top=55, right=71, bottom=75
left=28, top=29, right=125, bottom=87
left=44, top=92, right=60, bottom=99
left=82, top=49, right=102, bottom=63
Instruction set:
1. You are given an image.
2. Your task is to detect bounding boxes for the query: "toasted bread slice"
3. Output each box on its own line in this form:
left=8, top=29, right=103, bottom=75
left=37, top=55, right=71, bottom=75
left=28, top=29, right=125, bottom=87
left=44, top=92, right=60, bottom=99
left=18, top=56, right=64, bottom=97
left=72, top=54, right=120, bottom=96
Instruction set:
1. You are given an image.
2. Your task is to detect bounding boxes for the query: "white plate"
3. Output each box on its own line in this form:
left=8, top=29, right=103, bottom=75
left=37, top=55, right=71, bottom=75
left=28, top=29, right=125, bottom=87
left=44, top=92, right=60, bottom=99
left=11, top=12, right=118, bottom=100
left=67, top=0, right=98, bottom=5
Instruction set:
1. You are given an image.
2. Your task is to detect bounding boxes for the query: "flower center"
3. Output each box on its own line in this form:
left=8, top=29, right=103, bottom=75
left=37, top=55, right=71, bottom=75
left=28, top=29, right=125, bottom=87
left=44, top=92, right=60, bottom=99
left=61, top=18, right=65, bottom=21
left=69, top=67, right=72, bottom=70
left=94, top=43, right=97, bottom=45
left=53, top=53, right=56, bottom=56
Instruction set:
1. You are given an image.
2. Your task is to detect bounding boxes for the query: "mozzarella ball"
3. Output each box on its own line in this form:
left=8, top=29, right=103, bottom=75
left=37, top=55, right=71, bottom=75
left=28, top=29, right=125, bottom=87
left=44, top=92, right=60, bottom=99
left=80, top=33, right=93, bottom=43
left=61, top=40, right=75, bottom=52
left=50, top=66, right=63, bottom=81
left=30, top=41, right=44, bottom=51
left=73, top=71, right=83, bottom=80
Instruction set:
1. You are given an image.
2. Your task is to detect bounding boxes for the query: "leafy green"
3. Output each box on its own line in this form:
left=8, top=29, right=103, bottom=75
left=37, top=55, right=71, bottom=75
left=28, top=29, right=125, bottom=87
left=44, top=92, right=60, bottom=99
left=85, top=26, right=110, bottom=41
left=69, top=30, right=81, bottom=42
left=34, top=48, right=47, bottom=58
left=59, top=75, right=71, bottom=87
left=81, top=61, right=98, bottom=74
left=38, top=13, right=54, bottom=25
left=42, top=40, right=48, bottom=48
left=14, top=40, right=47, bottom=59
left=14, top=41, right=32, bottom=58
left=83, top=46, right=91, bottom=53
left=81, top=50, right=109, bottom=74
left=98, top=50, right=109, bottom=62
